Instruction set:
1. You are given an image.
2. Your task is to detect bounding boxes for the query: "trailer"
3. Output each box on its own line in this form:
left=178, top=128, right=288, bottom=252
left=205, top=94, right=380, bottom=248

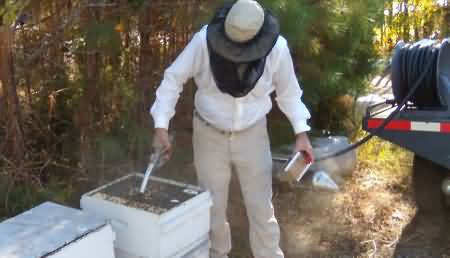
left=363, top=38, right=450, bottom=211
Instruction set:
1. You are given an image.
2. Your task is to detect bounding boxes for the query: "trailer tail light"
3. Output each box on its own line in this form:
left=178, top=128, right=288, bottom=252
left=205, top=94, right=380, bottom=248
left=441, top=122, right=450, bottom=133
left=367, top=119, right=411, bottom=131
left=367, top=119, right=450, bottom=134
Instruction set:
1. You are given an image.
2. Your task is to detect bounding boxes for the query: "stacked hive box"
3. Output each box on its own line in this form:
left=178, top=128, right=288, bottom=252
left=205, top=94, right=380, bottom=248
left=81, top=174, right=212, bottom=258
left=0, top=202, right=115, bottom=258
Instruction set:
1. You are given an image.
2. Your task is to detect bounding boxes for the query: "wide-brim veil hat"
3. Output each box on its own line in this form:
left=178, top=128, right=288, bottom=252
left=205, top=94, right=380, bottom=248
left=207, top=1, right=280, bottom=63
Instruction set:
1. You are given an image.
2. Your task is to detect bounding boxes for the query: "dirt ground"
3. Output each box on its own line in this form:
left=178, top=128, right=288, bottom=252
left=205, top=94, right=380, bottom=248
left=82, top=128, right=450, bottom=258
left=227, top=154, right=450, bottom=258
left=227, top=166, right=403, bottom=258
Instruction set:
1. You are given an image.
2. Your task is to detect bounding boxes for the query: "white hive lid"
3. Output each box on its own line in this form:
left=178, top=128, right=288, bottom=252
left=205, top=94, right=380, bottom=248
left=0, top=202, right=107, bottom=258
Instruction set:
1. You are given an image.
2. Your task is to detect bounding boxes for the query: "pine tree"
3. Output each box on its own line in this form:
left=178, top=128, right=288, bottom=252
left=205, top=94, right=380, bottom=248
left=261, top=0, right=384, bottom=132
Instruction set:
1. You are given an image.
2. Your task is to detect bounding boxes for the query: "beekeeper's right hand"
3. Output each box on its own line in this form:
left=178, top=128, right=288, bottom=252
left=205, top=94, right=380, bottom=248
left=153, top=128, right=173, bottom=161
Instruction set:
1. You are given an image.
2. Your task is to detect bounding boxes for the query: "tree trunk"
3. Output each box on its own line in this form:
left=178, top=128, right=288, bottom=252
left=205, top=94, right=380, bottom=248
left=403, top=0, right=410, bottom=41
left=0, top=0, right=4, bottom=26
left=132, top=2, right=155, bottom=167
left=0, top=26, right=25, bottom=170
left=442, top=4, right=450, bottom=37
left=78, top=7, right=100, bottom=173
left=137, top=2, right=153, bottom=125
left=387, top=0, right=394, bottom=46
left=0, top=0, right=4, bottom=120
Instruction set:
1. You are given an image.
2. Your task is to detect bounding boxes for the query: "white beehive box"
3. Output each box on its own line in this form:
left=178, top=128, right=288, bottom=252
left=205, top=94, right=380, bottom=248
left=181, top=239, right=209, bottom=258
left=80, top=174, right=212, bottom=258
left=0, top=202, right=115, bottom=258
left=115, top=238, right=209, bottom=258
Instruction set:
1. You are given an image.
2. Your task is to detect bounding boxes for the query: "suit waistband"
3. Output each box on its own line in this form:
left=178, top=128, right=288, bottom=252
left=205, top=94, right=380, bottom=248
left=193, top=110, right=266, bottom=136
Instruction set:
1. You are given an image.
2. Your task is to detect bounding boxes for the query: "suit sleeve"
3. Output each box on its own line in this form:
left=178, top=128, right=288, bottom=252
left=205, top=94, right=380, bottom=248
left=273, top=40, right=311, bottom=134
left=150, top=31, right=205, bottom=129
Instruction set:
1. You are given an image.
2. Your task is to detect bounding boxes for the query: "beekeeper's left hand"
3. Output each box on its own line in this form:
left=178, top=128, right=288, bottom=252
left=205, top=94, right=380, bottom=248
left=294, top=132, right=314, bottom=164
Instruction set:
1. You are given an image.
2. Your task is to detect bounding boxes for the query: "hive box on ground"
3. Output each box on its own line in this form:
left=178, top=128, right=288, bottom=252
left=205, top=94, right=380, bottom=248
left=0, top=202, right=115, bottom=258
left=80, top=174, right=212, bottom=258
left=114, top=238, right=209, bottom=258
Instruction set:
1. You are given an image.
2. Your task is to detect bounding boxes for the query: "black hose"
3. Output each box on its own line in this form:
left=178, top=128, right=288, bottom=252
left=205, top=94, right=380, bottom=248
left=315, top=43, right=438, bottom=162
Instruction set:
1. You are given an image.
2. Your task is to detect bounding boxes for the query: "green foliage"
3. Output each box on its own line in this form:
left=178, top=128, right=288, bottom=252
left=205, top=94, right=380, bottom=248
left=127, top=0, right=146, bottom=11
left=0, top=175, right=74, bottom=218
left=85, top=21, right=122, bottom=54
left=0, top=0, right=29, bottom=25
left=261, top=0, right=384, bottom=133
left=268, top=118, right=294, bottom=147
left=376, top=0, right=449, bottom=52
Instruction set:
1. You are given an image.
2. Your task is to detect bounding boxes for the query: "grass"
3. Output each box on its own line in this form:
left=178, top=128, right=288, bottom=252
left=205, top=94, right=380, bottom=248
left=355, top=129, right=413, bottom=188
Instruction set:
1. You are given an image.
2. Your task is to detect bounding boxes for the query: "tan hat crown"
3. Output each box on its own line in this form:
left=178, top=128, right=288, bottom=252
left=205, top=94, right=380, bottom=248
left=224, top=0, right=265, bottom=43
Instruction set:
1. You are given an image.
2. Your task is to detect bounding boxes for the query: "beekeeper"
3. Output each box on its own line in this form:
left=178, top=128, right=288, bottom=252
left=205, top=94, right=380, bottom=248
left=150, top=0, right=313, bottom=257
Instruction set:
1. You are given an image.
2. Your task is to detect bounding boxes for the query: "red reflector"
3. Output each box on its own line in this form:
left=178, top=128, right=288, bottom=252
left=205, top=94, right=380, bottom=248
left=441, top=123, right=450, bottom=133
left=367, top=119, right=411, bottom=131
left=367, top=119, right=383, bottom=129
